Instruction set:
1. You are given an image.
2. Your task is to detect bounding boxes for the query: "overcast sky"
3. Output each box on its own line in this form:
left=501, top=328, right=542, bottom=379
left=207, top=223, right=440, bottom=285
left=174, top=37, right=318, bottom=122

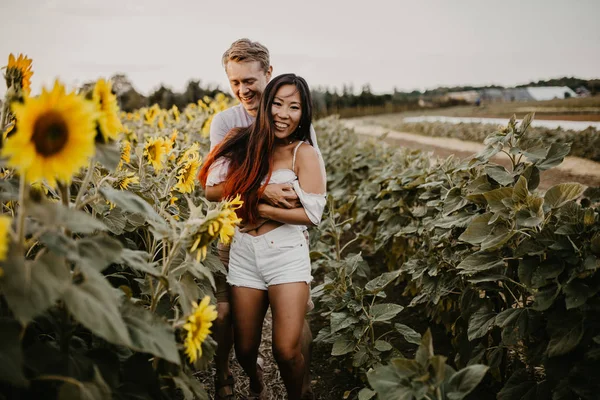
left=1, top=0, right=598, bottom=97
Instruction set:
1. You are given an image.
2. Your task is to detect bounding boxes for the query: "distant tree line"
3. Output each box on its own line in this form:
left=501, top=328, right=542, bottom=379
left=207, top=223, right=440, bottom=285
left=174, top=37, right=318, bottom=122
left=102, top=74, right=599, bottom=117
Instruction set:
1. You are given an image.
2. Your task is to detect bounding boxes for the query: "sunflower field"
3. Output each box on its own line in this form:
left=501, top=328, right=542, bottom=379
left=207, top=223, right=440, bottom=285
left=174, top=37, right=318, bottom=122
left=1, top=53, right=600, bottom=400
left=0, top=54, right=241, bottom=399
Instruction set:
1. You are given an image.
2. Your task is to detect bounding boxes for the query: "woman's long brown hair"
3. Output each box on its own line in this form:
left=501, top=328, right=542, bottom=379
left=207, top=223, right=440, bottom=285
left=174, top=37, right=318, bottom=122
left=198, top=73, right=313, bottom=224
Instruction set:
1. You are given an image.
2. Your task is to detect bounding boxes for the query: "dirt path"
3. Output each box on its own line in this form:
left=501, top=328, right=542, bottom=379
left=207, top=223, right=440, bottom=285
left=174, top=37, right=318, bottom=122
left=342, top=119, right=600, bottom=190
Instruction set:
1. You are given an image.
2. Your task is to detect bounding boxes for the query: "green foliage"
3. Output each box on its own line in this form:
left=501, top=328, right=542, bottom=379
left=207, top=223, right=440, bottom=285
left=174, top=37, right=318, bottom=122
left=311, top=197, right=420, bottom=373
left=314, top=113, right=600, bottom=398
left=385, top=120, right=600, bottom=162
left=366, top=329, right=488, bottom=400
left=0, top=102, right=230, bottom=399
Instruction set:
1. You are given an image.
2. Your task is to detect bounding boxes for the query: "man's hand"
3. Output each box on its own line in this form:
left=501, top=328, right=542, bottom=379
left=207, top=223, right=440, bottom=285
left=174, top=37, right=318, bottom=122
left=262, top=183, right=300, bottom=208
left=239, top=217, right=269, bottom=233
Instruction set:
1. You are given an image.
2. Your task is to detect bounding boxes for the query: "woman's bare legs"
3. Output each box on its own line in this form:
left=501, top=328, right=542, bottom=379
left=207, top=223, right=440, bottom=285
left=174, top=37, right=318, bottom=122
left=269, top=282, right=310, bottom=400
left=230, top=287, right=269, bottom=394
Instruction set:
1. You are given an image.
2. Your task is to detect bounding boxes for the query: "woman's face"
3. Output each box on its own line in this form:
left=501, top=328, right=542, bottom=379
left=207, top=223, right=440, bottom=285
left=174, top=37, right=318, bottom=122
left=271, top=84, right=302, bottom=141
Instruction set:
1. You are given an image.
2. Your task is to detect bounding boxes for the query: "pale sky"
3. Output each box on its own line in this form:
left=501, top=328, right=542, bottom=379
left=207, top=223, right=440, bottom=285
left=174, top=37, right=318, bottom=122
left=1, top=0, right=599, bottom=97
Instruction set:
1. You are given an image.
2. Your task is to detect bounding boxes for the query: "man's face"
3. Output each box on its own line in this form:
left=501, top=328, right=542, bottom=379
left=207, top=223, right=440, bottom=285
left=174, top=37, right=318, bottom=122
left=225, top=60, right=271, bottom=117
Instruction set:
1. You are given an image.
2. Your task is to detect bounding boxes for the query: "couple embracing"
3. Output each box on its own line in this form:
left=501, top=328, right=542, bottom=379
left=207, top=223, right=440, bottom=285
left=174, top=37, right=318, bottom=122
left=198, top=39, right=326, bottom=400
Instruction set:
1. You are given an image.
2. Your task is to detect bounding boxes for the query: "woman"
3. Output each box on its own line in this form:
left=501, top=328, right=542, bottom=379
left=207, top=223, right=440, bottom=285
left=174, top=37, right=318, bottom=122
left=198, top=73, right=326, bottom=400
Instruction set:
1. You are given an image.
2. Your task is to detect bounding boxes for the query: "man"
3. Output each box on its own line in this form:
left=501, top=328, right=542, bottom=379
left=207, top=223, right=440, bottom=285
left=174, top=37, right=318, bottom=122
left=207, top=38, right=320, bottom=399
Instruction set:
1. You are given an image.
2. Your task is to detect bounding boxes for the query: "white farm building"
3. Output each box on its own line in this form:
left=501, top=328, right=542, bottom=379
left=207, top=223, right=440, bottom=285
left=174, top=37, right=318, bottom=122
left=525, top=86, right=577, bottom=101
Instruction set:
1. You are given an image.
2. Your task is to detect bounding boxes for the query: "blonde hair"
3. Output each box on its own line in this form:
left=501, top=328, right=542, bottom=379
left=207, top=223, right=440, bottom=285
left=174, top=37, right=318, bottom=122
left=222, top=38, right=270, bottom=72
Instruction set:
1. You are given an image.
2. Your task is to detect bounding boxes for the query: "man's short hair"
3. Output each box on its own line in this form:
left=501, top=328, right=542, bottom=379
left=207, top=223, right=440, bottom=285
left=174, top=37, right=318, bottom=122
left=222, top=38, right=270, bottom=72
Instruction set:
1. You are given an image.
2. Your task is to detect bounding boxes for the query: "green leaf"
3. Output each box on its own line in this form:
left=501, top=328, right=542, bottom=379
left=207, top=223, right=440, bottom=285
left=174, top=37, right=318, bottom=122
left=367, top=359, right=420, bottom=400
left=120, top=300, right=180, bottom=365
left=481, top=225, right=515, bottom=251
left=521, top=165, right=540, bottom=191
left=169, top=273, right=202, bottom=315
left=0, top=318, right=27, bottom=386
left=27, top=199, right=107, bottom=233
left=331, top=312, right=359, bottom=334
left=537, top=142, right=571, bottom=171
left=358, top=388, right=377, bottom=400
left=364, top=269, right=402, bottom=293
left=57, top=366, right=112, bottom=400
left=484, top=188, right=513, bottom=212
left=459, top=213, right=493, bottom=244
left=547, top=314, right=584, bottom=357
left=475, top=143, right=503, bottom=163
left=433, top=212, right=474, bottom=229
left=544, top=183, right=586, bottom=210
left=443, top=188, right=469, bottom=216
left=63, top=265, right=132, bottom=347
left=519, top=113, right=534, bottom=133
left=532, top=284, right=559, bottom=311
left=394, top=323, right=422, bottom=345
left=512, top=176, right=529, bottom=203
left=445, top=364, right=489, bottom=400
left=497, top=369, right=535, bottom=400
left=374, top=340, right=393, bottom=352
left=76, top=235, right=123, bottom=272
left=332, top=338, right=354, bottom=356
left=100, top=187, right=166, bottom=228
left=485, top=165, right=514, bottom=185
left=0, top=250, right=70, bottom=323
left=468, top=309, right=496, bottom=341
left=172, top=372, right=209, bottom=400
left=415, top=329, right=433, bottom=366
left=95, top=141, right=121, bottom=171
left=118, top=249, right=162, bottom=278
left=353, top=346, right=370, bottom=367
left=457, top=253, right=505, bottom=275
left=201, top=252, right=227, bottom=275
left=370, top=304, right=404, bottom=322
left=563, top=281, right=595, bottom=309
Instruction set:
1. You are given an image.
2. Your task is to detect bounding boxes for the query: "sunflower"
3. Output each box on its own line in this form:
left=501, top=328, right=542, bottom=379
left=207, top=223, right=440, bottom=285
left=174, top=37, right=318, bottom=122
left=93, top=79, right=123, bottom=142
left=115, top=172, right=139, bottom=190
left=119, top=140, right=132, bottom=167
left=170, top=105, right=180, bottom=122
left=217, top=195, right=243, bottom=244
left=183, top=295, right=217, bottom=363
left=1, top=81, right=97, bottom=186
left=201, top=115, right=213, bottom=138
left=0, top=215, right=12, bottom=262
left=174, top=158, right=201, bottom=194
left=3, top=53, right=33, bottom=94
left=189, top=195, right=243, bottom=261
left=169, top=128, right=178, bottom=145
left=143, top=137, right=168, bottom=172
left=177, top=142, right=200, bottom=165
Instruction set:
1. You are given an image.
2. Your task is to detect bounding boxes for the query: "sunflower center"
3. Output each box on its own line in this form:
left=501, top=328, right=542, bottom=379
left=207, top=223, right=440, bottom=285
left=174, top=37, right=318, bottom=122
left=32, top=111, right=69, bottom=156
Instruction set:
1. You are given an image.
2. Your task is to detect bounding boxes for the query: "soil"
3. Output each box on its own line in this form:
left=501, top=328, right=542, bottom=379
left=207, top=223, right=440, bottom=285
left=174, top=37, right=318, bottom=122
left=196, top=308, right=363, bottom=400
left=341, top=119, right=600, bottom=190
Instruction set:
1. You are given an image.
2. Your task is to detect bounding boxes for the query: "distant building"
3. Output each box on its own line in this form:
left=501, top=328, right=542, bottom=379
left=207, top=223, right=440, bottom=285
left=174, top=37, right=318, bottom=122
left=525, top=86, right=577, bottom=101
left=446, top=90, right=480, bottom=104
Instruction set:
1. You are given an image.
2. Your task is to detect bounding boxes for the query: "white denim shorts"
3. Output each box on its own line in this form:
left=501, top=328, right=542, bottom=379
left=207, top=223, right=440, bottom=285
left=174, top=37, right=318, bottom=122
left=227, top=224, right=313, bottom=290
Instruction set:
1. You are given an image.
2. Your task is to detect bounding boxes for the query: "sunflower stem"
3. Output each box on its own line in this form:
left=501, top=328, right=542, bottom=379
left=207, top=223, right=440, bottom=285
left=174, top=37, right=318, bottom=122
left=75, top=158, right=96, bottom=209
left=0, top=100, right=10, bottom=148
left=16, top=174, right=27, bottom=246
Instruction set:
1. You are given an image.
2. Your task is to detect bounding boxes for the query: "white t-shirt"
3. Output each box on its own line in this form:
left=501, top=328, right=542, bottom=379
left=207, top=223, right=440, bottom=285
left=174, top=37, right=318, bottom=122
left=209, top=104, right=320, bottom=152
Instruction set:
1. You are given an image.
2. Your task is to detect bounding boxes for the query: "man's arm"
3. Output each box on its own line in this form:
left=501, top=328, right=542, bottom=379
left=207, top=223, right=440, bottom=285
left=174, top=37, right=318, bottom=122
left=258, top=144, right=325, bottom=226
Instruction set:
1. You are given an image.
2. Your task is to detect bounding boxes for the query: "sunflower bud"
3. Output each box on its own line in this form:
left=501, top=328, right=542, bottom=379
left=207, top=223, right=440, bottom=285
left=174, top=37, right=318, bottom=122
left=584, top=209, right=596, bottom=227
